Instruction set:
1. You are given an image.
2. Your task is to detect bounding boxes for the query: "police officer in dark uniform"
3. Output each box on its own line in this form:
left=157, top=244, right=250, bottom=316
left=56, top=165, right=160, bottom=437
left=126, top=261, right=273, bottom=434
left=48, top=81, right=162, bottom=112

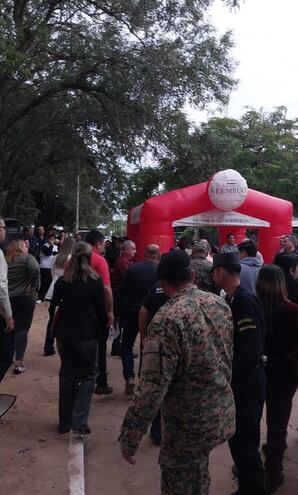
left=212, top=252, right=266, bottom=495
left=139, top=281, right=169, bottom=445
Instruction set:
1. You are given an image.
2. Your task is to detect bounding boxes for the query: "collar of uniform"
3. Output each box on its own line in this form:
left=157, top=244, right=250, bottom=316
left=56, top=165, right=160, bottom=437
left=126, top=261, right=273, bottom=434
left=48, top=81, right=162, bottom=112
left=170, top=284, right=197, bottom=300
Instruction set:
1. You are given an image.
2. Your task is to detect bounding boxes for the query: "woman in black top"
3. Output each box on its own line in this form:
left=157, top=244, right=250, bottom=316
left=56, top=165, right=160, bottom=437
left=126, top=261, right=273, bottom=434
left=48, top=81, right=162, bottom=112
left=274, top=252, right=298, bottom=303
left=50, top=241, right=106, bottom=434
left=257, top=265, right=298, bottom=493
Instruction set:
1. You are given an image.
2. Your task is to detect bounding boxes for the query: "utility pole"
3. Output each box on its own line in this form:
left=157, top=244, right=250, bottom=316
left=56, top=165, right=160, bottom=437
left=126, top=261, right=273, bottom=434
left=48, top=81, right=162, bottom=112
left=75, top=169, right=80, bottom=233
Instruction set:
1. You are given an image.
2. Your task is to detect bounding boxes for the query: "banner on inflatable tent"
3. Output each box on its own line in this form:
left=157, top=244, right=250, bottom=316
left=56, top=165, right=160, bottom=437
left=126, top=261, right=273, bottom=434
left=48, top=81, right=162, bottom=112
left=173, top=210, right=270, bottom=228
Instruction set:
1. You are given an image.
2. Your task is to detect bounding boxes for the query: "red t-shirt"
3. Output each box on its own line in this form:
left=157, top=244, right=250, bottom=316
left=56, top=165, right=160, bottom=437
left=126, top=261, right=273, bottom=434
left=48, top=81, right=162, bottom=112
left=91, top=251, right=111, bottom=287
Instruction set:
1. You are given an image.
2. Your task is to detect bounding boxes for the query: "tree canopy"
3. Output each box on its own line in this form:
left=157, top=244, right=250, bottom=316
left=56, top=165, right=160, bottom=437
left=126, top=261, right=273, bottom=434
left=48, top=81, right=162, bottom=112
left=124, top=107, right=298, bottom=213
left=0, top=0, right=239, bottom=228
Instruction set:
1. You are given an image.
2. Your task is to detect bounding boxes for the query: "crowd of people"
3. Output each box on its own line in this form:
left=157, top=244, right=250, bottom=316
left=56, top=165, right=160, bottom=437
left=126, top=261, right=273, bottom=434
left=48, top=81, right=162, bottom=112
left=0, top=219, right=298, bottom=495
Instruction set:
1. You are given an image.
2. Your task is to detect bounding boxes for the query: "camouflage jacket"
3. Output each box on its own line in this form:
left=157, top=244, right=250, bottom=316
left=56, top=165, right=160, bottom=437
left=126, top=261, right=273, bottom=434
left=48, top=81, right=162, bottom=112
left=190, top=255, right=213, bottom=291
left=119, top=285, right=235, bottom=468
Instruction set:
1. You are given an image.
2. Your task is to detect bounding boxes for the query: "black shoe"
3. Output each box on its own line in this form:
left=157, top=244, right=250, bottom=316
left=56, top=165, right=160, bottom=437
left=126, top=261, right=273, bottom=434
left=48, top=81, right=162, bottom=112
left=72, top=426, right=91, bottom=435
left=111, top=349, right=122, bottom=356
left=150, top=433, right=161, bottom=446
left=231, top=464, right=239, bottom=478
left=94, top=384, right=113, bottom=395
left=44, top=350, right=56, bottom=356
left=58, top=425, right=71, bottom=434
left=265, top=473, right=284, bottom=494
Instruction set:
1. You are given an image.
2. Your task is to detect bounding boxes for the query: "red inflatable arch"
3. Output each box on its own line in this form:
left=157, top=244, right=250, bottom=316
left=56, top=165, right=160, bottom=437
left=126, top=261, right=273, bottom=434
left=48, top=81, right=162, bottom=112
left=127, top=170, right=293, bottom=263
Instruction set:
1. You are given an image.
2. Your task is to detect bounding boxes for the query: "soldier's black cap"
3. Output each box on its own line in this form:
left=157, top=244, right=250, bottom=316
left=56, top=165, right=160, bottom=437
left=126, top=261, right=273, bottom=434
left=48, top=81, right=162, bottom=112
left=211, top=252, right=241, bottom=271
left=158, top=250, right=191, bottom=281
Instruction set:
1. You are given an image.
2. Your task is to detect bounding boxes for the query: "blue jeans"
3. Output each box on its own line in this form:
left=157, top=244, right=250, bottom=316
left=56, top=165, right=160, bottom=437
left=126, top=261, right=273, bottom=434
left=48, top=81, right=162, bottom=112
left=121, top=309, right=139, bottom=380
left=57, top=339, right=98, bottom=430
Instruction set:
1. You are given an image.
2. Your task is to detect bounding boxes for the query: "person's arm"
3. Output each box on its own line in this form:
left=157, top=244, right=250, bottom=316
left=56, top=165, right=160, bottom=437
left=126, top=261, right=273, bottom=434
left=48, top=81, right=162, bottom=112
left=104, top=285, right=114, bottom=327
left=232, top=295, right=264, bottom=384
left=48, top=278, right=63, bottom=319
left=25, top=254, right=41, bottom=291
left=139, top=305, right=150, bottom=344
left=94, top=278, right=108, bottom=332
left=0, top=251, right=14, bottom=330
left=119, top=317, right=179, bottom=463
left=117, top=269, right=130, bottom=316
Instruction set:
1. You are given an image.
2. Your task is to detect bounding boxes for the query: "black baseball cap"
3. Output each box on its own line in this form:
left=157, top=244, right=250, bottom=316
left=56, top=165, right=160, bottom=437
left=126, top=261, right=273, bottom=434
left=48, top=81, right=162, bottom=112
left=158, top=250, right=191, bottom=281
left=211, top=252, right=241, bottom=271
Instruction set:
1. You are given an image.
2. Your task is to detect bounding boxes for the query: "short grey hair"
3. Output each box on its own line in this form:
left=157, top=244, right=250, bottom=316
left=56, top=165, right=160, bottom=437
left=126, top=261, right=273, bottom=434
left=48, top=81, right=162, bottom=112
left=122, top=240, right=135, bottom=252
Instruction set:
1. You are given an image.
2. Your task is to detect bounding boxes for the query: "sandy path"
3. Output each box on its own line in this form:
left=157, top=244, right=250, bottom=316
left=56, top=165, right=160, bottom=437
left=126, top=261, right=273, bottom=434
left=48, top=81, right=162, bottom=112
left=1, top=303, right=297, bottom=494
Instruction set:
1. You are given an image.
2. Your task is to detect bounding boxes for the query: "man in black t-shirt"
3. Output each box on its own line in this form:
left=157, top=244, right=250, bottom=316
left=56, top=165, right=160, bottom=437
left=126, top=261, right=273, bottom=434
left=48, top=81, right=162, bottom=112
left=118, top=244, right=160, bottom=395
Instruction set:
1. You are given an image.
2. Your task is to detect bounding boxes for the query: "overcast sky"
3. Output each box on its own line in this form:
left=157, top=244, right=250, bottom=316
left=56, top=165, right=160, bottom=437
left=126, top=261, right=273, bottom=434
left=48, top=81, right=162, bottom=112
left=189, top=0, right=298, bottom=123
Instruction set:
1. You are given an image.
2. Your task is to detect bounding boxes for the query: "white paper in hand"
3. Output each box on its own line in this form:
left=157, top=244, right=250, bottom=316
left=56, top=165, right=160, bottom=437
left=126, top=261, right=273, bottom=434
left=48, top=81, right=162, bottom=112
left=109, top=322, right=120, bottom=340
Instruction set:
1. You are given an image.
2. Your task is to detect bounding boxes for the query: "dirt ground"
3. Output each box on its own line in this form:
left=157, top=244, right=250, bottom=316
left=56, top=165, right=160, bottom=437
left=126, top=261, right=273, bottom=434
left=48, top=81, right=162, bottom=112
left=1, top=303, right=298, bottom=495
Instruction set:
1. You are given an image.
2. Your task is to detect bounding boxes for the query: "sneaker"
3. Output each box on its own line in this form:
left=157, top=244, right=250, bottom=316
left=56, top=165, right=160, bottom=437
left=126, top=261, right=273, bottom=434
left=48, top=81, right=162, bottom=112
left=13, top=362, right=26, bottom=374
left=94, top=385, right=113, bottom=395
left=72, top=426, right=91, bottom=435
left=125, top=377, right=135, bottom=396
left=36, top=299, right=42, bottom=304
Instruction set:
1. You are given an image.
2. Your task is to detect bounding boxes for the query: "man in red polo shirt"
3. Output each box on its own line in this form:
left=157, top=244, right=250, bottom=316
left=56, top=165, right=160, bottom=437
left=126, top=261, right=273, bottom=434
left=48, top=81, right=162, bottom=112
left=85, top=230, right=114, bottom=395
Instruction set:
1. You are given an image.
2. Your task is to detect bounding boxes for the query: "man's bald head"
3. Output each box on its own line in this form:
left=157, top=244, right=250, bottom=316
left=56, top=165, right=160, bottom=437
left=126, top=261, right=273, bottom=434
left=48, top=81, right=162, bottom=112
left=144, top=244, right=160, bottom=262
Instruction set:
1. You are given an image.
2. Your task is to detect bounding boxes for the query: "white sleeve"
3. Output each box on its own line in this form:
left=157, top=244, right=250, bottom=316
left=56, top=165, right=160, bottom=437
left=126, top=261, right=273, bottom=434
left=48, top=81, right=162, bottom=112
left=0, top=250, right=12, bottom=319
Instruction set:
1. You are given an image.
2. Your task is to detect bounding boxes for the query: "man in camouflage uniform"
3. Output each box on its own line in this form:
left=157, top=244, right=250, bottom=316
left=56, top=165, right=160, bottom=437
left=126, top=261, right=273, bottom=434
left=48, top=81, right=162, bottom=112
left=119, top=250, right=235, bottom=495
left=190, top=241, right=214, bottom=292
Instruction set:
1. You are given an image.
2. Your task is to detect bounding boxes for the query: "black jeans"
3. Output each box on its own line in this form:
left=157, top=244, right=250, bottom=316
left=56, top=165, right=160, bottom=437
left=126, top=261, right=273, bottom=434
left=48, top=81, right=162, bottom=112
left=39, top=268, right=52, bottom=301
left=0, top=316, right=14, bottom=382
left=10, top=295, right=35, bottom=361
left=57, top=339, right=98, bottom=430
left=229, top=365, right=266, bottom=495
left=96, top=326, right=109, bottom=387
left=121, top=309, right=139, bottom=380
left=265, top=379, right=298, bottom=477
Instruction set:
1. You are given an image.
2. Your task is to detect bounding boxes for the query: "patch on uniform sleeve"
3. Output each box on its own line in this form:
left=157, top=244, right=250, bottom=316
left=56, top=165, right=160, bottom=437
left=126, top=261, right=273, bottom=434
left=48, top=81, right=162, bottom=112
left=237, top=318, right=256, bottom=332
left=142, top=340, right=160, bottom=372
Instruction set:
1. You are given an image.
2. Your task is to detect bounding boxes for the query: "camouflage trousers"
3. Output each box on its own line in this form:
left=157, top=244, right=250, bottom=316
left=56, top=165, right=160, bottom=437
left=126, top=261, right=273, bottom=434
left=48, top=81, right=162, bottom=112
left=161, top=454, right=210, bottom=495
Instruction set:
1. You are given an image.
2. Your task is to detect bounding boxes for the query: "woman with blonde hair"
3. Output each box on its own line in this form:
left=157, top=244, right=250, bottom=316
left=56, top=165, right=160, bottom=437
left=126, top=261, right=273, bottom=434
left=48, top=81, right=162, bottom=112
left=44, top=236, right=74, bottom=356
left=256, top=265, right=298, bottom=493
left=6, top=239, right=40, bottom=373
left=49, top=241, right=107, bottom=434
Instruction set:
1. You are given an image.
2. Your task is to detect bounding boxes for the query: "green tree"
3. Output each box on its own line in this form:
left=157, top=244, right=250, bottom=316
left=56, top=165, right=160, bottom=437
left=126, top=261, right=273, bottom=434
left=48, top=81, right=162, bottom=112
left=159, top=107, right=298, bottom=207
left=0, top=0, right=239, bottom=224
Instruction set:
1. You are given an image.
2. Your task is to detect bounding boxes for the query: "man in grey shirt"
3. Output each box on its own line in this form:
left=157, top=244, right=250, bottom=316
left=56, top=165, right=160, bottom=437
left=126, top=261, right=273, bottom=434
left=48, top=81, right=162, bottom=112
left=0, top=216, right=14, bottom=382
left=238, top=240, right=263, bottom=294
